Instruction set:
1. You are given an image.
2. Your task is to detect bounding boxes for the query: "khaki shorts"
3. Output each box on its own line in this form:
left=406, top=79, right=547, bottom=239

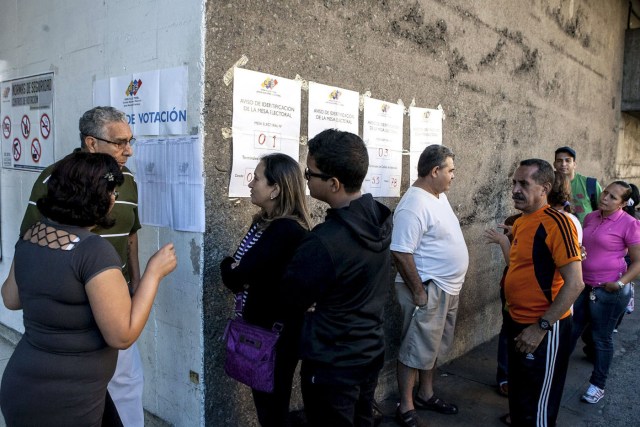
left=396, top=281, right=459, bottom=370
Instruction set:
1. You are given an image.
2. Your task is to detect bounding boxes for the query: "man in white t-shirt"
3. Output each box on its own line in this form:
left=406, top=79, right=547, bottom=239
left=392, top=145, right=469, bottom=427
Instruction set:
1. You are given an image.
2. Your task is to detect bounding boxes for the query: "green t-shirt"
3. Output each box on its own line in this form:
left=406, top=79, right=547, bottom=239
left=570, top=173, right=602, bottom=224
left=20, top=163, right=141, bottom=283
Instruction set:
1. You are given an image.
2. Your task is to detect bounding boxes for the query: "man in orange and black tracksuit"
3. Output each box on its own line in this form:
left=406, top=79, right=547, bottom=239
left=504, top=159, right=584, bottom=427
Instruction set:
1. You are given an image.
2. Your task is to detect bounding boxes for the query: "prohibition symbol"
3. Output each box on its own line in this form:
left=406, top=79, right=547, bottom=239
left=12, top=138, right=21, bottom=161
left=40, top=114, right=51, bottom=139
left=31, top=138, right=41, bottom=163
left=2, top=116, right=10, bottom=139
left=21, top=115, right=31, bottom=139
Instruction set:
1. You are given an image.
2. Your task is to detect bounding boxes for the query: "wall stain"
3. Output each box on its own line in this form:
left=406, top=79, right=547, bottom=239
left=189, top=238, right=201, bottom=276
left=390, top=2, right=448, bottom=55
left=479, top=38, right=506, bottom=67
left=448, top=48, right=469, bottom=79
left=547, top=6, right=591, bottom=48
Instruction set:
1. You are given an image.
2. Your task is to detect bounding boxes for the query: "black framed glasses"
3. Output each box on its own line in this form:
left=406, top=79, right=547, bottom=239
left=84, top=134, right=136, bottom=149
left=304, top=167, right=333, bottom=181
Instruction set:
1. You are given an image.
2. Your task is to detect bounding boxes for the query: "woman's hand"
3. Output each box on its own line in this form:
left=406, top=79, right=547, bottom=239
left=146, top=243, right=178, bottom=280
left=603, top=281, right=621, bottom=293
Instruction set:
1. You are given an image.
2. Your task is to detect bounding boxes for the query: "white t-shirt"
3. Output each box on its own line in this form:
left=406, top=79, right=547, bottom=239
left=391, top=186, right=469, bottom=295
left=564, top=211, right=583, bottom=244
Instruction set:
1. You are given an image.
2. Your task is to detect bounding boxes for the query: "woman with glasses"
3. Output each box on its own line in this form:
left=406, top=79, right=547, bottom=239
left=1, top=152, right=177, bottom=426
left=221, top=153, right=311, bottom=426
left=570, top=181, right=640, bottom=404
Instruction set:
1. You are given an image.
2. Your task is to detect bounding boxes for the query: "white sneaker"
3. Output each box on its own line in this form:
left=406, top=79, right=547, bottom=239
left=581, top=383, right=605, bottom=404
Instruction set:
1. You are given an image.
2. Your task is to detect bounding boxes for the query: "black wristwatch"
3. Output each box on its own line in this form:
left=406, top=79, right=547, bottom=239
left=538, top=318, right=553, bottom=331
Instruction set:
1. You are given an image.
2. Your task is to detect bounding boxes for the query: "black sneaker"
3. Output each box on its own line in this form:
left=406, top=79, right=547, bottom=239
left=396, top=408, right=428, bottom=427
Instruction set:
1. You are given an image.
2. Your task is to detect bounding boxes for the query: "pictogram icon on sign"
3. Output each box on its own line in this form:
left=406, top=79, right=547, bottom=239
left=40, top=114, right=51, bottom=139
left=21, top=115, right=31, bottom=139
left=12, top=138, right=21, bottom=161
left=2, top=116, right=10, bottom=139
left=31, top=138, right=41, bottom=163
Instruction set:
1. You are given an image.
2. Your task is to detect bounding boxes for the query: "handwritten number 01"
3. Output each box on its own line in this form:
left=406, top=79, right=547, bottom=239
left=258, top=133, right=277, bottom=148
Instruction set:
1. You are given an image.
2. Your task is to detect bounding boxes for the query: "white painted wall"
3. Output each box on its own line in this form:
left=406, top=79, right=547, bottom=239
left=0, top=1, right=205, bottom=425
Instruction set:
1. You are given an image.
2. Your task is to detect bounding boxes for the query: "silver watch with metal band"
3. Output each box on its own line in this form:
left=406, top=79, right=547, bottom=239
left=616, top=280, right=626, bottom=290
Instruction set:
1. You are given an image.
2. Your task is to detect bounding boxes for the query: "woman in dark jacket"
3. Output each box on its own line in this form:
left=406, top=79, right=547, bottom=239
left=220, top=153, right=311, bottom=427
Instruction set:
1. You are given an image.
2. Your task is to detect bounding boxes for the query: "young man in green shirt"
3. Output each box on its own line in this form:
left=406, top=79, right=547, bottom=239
left=553, top=146, right=602, bottom=224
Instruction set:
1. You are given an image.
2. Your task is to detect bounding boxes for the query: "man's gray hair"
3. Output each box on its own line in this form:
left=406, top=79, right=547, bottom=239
left=78, top=106, right=127, bottom=148
left=417, top=145, right=455, bottom=178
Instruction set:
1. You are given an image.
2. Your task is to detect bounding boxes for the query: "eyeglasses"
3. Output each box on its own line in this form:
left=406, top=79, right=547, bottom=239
left=111, top=190, right=119, bottom=200
left=304, top=167, right=333, bottom=181
left=84, top=134, right=136, bottom=149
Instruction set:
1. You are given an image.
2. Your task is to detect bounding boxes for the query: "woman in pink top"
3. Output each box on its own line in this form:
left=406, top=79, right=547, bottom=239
left=570, top=181, right=640, bottom=404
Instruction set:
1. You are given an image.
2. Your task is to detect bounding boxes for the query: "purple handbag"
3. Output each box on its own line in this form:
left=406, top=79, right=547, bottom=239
left=223, top=317, right=282, bottom=393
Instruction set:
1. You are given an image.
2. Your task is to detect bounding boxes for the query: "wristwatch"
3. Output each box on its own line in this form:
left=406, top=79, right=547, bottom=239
left=616, top=280, right=626, bottom=290
left=538, top=318, right=553, bottom=331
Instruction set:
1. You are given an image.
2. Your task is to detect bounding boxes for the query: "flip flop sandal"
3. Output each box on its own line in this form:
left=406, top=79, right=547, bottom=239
left=414, top=395, right=458, bottom=415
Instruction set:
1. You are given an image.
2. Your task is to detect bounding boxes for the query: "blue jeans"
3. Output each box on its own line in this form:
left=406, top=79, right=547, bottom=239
left=570, top=284, right=632, bottom=389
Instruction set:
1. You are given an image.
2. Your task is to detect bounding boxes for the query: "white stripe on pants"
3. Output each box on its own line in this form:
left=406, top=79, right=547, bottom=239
left=108, top=343, right=144, bottom=427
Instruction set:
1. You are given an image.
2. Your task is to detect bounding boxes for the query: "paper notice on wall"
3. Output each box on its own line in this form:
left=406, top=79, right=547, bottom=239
left=167, top=136, right=204, bottom=232
left=409, top=107, right=443, bottom=183
left=1, top=72, right=55, bottom=171
left=134, top=135, right=204, bottom=232
left=93, top=66, right=188, bottom=135
left=308, top=82, right=359, bottom=139
left=361, top=97, right=403, bottom=197
left=229, top=68, right=301, bottom=197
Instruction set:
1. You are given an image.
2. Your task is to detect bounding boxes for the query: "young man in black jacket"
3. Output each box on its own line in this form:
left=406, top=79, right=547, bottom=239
left=282, top=129, right=392, bottom=427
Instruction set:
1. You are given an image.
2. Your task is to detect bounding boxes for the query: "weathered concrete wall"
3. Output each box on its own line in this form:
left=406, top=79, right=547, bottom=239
left=203, top=0, right=628, bottom=424
left=622, top=29, right=640, bottom=113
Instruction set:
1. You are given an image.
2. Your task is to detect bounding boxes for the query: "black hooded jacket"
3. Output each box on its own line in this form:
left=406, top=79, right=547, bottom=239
left=282, top=193, right=392, bottom=384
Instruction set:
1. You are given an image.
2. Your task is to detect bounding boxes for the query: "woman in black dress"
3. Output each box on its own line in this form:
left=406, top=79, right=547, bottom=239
left=221, top=153, right=311, bottom=426
left=0, top=152, right=177, bottom=426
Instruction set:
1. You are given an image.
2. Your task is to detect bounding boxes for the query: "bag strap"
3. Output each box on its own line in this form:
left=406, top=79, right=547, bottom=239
left=586, top=177, right=598, bottom=211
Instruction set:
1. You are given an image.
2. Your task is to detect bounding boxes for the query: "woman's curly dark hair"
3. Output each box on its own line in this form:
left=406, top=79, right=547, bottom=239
left=37, top=152, right=124, bottom=228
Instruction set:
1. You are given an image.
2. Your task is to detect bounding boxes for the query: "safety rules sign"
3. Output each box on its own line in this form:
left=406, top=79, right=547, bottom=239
left=0, top=72, right=54, bottom=171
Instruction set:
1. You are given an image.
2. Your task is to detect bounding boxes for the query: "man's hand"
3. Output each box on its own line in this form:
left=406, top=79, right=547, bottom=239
left=514, top=324, right=547, bottom=354
left=412, top=287, right=428, bottom=307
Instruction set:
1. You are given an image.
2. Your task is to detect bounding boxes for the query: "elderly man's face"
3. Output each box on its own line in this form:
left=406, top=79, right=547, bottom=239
left=86, top=121, right=133, bottom=169
left=512, top=165, right=549, bottom=214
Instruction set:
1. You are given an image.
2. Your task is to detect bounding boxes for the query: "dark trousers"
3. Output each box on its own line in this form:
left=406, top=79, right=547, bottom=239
left=252, top=334, right=300, bottom=427
left=507, top=315, right=572, bottom=427
left=496, top=287, right=509, bottom=385
left=102, top=391, right=123, bottom=427
left=301, top=365, right=379, bottom=427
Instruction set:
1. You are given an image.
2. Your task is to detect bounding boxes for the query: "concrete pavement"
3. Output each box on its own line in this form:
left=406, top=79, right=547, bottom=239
left=376, top=304, right=640, bottom=427
left=0, top=302, right=638, bottom=426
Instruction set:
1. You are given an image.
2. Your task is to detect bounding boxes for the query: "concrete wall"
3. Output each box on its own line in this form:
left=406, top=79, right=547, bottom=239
left=0, top=1, right=205, bottom=425
left=622, top=29, right=640, bottom=113
left=203, top=0, right=629, bottom=425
